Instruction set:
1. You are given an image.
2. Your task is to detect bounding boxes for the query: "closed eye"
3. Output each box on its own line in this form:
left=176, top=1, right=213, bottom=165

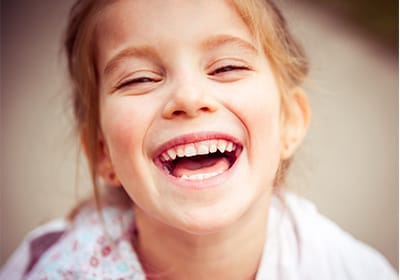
left=114, top=76, right=162, bottom=91
left=117, top=77, right=161, bottom=88
left=210, top=65, right=250, bottom=76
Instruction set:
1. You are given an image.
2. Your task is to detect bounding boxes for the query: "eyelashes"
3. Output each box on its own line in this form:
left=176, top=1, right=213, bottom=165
left=206, top=63, right=252, bottom=83
left=113, top=70, right=163, bottom=92
left=113, top=63, right=252, bottom=92
left=116, top=76, right=162, bottom=90
left=208, top=64, right=250, bottom=76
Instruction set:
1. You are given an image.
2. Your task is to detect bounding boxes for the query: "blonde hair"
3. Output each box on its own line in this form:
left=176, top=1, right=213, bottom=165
left=64, top=0, right=309, bottom=212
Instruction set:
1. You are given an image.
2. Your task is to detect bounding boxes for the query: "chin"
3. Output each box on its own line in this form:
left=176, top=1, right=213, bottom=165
left=167, top=201, right=249, bottom=235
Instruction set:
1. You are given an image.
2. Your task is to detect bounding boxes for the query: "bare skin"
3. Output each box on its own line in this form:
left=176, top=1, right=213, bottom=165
left=134, top=190, right=271, bottom=280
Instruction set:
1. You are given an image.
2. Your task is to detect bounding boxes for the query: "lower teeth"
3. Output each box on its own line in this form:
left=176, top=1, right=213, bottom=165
left=179, top=169, right=225, bottom=181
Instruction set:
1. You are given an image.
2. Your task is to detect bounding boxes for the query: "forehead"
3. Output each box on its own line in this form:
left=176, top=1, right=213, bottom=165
left=95, top=0, right=255, bottom=63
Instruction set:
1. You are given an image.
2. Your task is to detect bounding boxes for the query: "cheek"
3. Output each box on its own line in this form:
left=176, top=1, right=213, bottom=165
left=100, top=98, right=153, bottom=160
left=223, top=77, right=281, bottom=141
left=245, top=86, right=281, bottom=161
left=222, top=77, right=282, bottom=178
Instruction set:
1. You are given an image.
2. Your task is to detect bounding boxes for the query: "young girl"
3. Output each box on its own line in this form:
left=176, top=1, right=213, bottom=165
left=1, top=0, right=397, bottom=279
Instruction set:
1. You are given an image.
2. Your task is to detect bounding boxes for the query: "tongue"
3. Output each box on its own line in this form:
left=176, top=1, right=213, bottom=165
left=172, top=156, right=230, bottom=178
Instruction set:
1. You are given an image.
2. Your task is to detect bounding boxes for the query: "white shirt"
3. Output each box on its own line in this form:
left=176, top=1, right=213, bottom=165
left=1, top=192, right=397, bottom=279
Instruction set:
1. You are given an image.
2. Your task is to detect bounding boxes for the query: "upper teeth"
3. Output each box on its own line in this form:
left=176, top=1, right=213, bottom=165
left=160, top=139, right=237, bottom=162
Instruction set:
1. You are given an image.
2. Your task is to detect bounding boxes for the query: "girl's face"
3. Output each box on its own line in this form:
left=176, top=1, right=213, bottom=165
left=96, top=0, right=283, bottom=233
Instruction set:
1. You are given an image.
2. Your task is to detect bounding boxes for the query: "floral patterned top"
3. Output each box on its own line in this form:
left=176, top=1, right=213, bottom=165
left=1, top=192, right=397, bottom=279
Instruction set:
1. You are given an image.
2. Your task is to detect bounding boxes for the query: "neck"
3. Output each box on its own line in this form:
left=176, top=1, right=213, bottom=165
left=133, top=192, right=271, bottom=280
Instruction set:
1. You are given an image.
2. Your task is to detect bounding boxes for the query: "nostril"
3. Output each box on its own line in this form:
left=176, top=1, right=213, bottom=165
left=172, top=107, right=211, bottom=117
left=172, top=110, right=186, bottom=116
left=199, top=106, right=211, bottom=112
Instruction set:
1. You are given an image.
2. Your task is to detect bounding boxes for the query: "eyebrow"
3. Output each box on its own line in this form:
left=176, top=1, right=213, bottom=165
left=103, top=46, right=160, bottom=76
left=200, top=34, right=258, bottom=55
left=103, top=35, right=258, bottom=77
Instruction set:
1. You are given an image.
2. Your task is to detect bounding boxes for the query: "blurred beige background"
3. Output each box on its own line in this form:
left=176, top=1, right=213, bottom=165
left=1, top=0, right=398, bottom=270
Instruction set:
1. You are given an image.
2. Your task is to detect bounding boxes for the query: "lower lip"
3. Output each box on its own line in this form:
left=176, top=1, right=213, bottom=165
left=156, top=152, right=242, bottom=190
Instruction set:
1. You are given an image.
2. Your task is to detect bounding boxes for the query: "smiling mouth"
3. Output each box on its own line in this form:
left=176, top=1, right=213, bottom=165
left=155, top=138, right=242, bottom=181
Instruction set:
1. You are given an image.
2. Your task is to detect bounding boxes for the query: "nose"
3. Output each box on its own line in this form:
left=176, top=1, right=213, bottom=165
left=162, top=79, right=218, bottom=119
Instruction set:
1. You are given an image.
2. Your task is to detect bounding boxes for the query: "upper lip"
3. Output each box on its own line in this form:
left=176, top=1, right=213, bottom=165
left=152, top=131, right=243, bottom=160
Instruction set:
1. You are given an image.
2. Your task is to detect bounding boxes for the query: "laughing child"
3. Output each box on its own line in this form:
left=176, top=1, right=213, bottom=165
left=1, top=0, right=397, bottom=279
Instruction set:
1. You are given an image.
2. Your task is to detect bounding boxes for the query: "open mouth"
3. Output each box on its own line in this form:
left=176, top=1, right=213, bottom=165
left=155, top=139, right=242, bottom=181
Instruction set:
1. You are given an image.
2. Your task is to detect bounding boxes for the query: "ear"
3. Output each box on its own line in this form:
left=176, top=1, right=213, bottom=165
left=81, top=132, right=122, bottom=187
left=97, top=133, right=122, bottom=187
left=280, top=88, right=310, bottom=160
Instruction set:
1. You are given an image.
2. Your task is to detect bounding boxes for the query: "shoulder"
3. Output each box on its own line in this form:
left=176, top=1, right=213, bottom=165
left=282, top=192, right=397, bottom=279
left=1, top=204, right=145, bottom=280
left=0, top=219, right=67, bottom=279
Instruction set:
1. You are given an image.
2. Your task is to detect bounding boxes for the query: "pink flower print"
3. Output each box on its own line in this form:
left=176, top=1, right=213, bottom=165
left=102, top=246, right=112, bottom=257
left=97, top=235, right=106, bottom=245
left=90, top=256, right=99, bottom=267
